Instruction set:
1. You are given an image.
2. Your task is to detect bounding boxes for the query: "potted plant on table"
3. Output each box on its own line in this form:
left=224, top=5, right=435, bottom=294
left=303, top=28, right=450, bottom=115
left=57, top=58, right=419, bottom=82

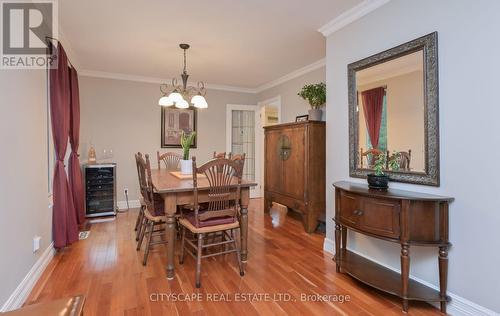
left=298, top=82, right=326, bottom=121
left=367, top=154, right=389, bottom=190
left=367, top=153, right=401, bottom=189
left=180, top=131, right=196, bottom=175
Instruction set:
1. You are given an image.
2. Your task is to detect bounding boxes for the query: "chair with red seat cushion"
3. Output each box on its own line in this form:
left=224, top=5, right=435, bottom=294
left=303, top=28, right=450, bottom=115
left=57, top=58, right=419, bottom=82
left=178, top=156, right=244, bottom=288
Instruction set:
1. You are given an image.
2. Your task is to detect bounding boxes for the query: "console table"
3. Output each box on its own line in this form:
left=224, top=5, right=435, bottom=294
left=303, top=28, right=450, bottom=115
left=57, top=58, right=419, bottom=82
left=333, top=181, right=453, bottom=313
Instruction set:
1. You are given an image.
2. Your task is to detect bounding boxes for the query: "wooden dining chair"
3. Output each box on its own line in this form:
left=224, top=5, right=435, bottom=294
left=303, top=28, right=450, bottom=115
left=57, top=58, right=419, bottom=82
left=360, top=148, right=385, bottom=169
left=134, top=153, right=148, bottom=241
left=135, top=152, right=168, bottom=265
left=213, top=151, right=226, bottom=159
left=228, top=152, right=246, bottom=177
left=157, top=151, right=182, bottom=170
left=178, top=157, right=244, bottom=288
left=389, top=149, right=412, bottom=171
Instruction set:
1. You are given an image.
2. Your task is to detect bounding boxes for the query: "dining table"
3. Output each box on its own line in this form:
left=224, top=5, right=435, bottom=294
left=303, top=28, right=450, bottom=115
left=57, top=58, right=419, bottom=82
left=150, top=168, right=257, bottom=280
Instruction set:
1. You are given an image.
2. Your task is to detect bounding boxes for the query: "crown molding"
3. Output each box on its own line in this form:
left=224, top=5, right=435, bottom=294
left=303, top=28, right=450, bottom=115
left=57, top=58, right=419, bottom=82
left=255, top=58, right=325, bottom=93
left=318, top=0, right=391, bottom=37
left=80, top=59, right=327, bottom=95
left=78, top=70, right=257, bottom=94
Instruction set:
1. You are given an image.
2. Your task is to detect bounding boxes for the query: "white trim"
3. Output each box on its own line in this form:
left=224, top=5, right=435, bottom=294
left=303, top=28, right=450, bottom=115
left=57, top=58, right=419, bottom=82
left=256, top=96, right=282, bottom=197
left=323, top=237, right=334, bottom=253
left=322, top=238, right=499, bottom=316
left=255, top=59, right=325, bottom=93
left=0, top=243, right=55, bottom=312
left=79, top=70, right=256, bottom=94
left=80, top=60, right=327, bottom=95
left=318, top=0, right=392, bottom=37
left=117, top=199, right=141, bottom=210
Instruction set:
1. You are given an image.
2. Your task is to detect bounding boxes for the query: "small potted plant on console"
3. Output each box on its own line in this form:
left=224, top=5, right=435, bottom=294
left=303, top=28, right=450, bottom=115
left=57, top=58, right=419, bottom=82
left=367, top=154, right=389, bottom=190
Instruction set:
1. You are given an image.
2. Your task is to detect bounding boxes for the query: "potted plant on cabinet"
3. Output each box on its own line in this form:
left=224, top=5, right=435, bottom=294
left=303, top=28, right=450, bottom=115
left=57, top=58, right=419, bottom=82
left=367, top=154, right=389, bottom=190
left=180, top=131, right=196, bottom=174
left=298, top=82, right=326, bottom=121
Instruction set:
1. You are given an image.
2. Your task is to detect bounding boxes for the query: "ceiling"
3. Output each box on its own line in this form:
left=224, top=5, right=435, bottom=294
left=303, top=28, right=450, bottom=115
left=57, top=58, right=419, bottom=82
left=59, top=0, right=362, bottom=89
left=357, top=51, right=423, bottom=86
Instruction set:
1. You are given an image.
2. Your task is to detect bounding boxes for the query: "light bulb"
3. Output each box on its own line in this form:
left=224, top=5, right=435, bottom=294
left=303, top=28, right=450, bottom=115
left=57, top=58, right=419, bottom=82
left=191, top=95, right=208, bottom=108
left=175, top=98, right=189, bottom=109
left=168, top=92, right=183, bottom=103
left=159, top=96, right=173, bottom=106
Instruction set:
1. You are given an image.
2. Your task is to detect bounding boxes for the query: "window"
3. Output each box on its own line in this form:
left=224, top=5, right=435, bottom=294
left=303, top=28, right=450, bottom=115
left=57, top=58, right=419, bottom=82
left=366, top=94, right=387, bottom=152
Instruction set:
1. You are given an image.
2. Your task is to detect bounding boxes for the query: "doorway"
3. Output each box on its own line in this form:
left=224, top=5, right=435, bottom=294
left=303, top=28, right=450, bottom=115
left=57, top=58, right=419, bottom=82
left=226, top=98, right=281, bottom=198
left=256, top=96, right=282, bottom=197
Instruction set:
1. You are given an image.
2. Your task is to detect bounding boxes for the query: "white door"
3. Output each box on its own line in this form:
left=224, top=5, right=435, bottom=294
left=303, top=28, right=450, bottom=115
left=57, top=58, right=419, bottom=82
left=226, top=104, right=260, bottom=198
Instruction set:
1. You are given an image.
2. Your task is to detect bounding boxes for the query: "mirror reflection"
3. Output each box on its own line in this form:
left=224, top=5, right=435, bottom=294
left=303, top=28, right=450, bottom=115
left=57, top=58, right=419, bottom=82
left=356, top=50, right=425, bottom=173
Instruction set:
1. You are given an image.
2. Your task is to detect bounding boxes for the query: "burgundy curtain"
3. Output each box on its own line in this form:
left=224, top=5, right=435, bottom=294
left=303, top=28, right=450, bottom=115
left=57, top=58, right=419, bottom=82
left=50, top=43, right=78, bottom=248
left=69, top=68, right=85, bottom=224
left=361, top=87, right=385, bottom=149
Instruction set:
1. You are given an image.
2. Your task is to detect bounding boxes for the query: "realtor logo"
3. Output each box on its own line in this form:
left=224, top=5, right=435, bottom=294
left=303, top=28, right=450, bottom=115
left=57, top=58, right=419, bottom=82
left=1, top=0, right=57, bottom=69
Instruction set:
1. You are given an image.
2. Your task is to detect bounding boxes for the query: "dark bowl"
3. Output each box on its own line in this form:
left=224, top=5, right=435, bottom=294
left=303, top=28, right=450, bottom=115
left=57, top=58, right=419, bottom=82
left=367, top=174, right=389, bottom=190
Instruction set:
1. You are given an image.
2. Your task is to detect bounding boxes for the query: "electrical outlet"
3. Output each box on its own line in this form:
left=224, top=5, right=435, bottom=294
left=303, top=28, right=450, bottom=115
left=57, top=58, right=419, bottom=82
left=33, top=236, right=41, bottom=253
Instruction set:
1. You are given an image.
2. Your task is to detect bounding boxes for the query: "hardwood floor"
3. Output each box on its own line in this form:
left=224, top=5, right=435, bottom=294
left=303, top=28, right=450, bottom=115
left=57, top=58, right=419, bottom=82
left=26, top=199, right=442, bottom=315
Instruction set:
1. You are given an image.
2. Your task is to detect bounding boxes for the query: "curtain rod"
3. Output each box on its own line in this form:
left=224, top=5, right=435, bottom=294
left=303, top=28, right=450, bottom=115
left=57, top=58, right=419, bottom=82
left=45, top=36, right=74, bottom=68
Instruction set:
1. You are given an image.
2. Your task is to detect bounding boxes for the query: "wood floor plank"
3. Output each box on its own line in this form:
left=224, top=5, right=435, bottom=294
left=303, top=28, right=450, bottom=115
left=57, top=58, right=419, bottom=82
left=25, top=198, right=442, bottom=315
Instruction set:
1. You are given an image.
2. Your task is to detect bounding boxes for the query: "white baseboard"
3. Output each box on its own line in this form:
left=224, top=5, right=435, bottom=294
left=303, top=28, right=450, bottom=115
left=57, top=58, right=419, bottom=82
left=0, top=242, right=55, bottom=312
left=117, top=199, right=141, bottom=210
left=323, top=237, right=335, bottom=254
left=322, top=238, right=498, bottom=316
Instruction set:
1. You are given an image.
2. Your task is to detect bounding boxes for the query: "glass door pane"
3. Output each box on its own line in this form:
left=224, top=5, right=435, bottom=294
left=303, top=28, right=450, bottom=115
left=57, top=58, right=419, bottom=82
left=231, top=110, right=255, bottom=182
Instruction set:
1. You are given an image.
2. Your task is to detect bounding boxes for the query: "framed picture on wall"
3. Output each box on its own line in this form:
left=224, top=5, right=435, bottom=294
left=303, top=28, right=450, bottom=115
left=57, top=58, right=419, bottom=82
left=161, top=107, right=197, bottom=148
left=295, top=114, right=309, bottom=122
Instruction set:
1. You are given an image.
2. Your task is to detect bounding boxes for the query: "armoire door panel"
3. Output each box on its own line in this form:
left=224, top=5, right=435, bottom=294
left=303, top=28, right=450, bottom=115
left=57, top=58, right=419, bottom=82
left=282, top=126, right=305, bottom=200
left=265, top=130, right=282, bottom=192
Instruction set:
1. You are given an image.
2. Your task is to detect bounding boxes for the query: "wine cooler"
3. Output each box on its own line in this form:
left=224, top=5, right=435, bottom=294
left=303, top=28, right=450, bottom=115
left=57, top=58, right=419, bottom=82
left=84, top=163, right=117, bottom=217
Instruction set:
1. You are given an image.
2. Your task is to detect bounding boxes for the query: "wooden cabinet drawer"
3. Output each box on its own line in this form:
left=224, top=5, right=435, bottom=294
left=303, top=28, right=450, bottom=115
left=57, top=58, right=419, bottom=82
left=358, top=197, right=400, bottom=239
left=339, top=192, right=401, bottom=239
left=339, top=191, right=361, bottom=226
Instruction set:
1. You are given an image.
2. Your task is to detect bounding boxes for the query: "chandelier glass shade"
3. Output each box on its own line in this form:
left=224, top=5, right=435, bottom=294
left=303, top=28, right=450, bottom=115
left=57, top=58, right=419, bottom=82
left=159, top=43, right=208, bottom=109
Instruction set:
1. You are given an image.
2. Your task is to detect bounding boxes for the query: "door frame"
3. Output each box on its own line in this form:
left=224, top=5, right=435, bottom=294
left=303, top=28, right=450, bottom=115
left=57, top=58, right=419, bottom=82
left=226, top=104, right=260, bottom=198
left=256, top=96, right=282, bottom=198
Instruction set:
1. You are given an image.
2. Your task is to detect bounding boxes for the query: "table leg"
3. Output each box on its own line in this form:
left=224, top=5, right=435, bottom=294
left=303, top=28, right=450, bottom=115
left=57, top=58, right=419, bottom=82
left=335, top=223, right=341, bottom=272
left=439, top=246, right=448, bottom=313
left=240, top=188, right=249, bottom=262
left=163, top=194, right=177, bottom=280
left=341, top=226, right=347, bottom=250
left=401, top=244, right=410, bottom=312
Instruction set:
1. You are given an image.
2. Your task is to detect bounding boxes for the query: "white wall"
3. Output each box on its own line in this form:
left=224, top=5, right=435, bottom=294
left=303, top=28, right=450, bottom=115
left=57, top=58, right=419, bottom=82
left=258, top=67, right=325, bottom=123
left=325, top=0, right=500, bottom=313
left=79, top=76, right=257, bottom=202
left=0, top=70, right=52, bottom=307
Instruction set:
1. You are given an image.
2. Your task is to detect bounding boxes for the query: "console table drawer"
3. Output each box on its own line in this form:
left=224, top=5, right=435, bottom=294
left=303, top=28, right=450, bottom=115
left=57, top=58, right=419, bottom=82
left=358, top=197, right=400, bottom=239
left=339, top=192, right=400, bottom=239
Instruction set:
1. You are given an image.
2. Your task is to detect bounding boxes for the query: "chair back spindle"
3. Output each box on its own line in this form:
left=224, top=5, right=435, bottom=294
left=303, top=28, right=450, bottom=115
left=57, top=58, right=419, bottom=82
left=190, top=157, right=241, bottom=227
left=157, top=151, right=181, bottom=170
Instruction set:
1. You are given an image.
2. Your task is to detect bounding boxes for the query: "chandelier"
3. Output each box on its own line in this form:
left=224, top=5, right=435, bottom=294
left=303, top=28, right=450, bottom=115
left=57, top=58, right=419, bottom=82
left=158, top=43, right=208, bottom=109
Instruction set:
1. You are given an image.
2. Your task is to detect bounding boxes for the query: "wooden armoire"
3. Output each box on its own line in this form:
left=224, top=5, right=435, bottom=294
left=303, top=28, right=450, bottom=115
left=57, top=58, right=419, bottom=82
left=264, top=121, right=325, bottom=233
